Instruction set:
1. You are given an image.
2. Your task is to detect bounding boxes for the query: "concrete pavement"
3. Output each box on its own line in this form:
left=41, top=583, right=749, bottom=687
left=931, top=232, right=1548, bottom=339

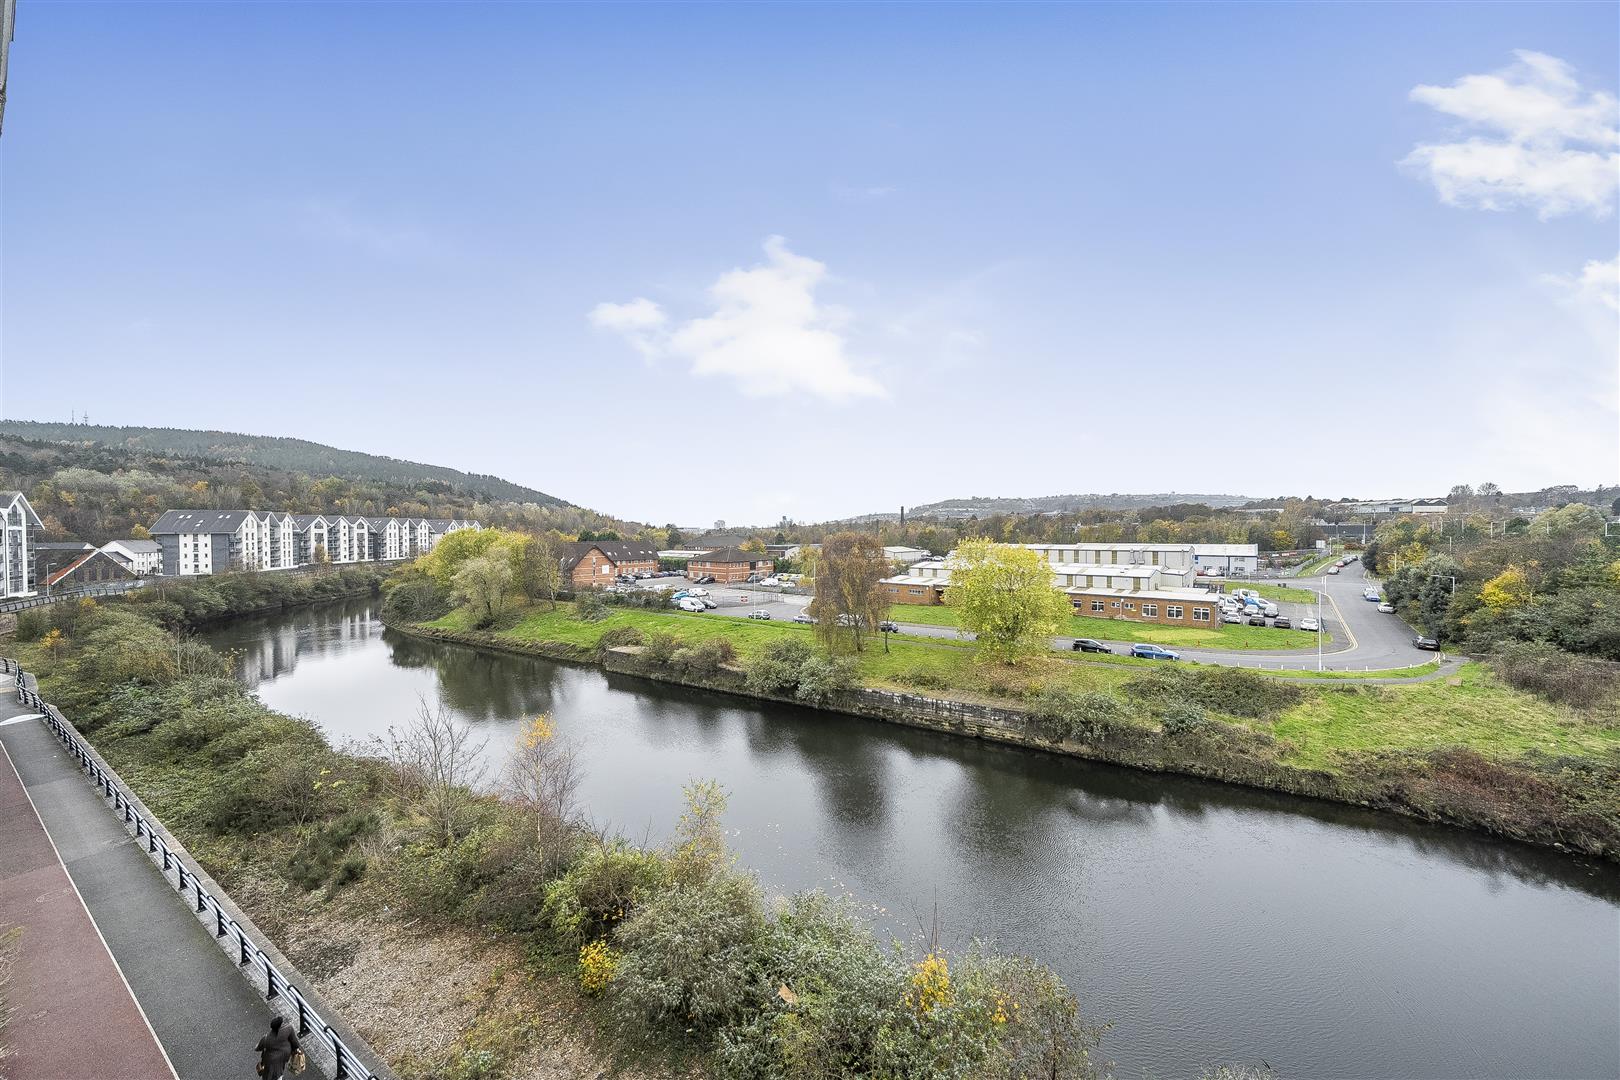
left=0, top=688, right=273, bottom=1080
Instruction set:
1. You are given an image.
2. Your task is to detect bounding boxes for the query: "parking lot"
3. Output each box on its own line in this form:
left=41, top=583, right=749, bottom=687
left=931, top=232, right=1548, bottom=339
left=621, top=574, right=812, bottom=623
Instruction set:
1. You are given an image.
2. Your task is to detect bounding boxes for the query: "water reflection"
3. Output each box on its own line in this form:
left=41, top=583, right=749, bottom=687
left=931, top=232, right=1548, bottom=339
left=203, top=600, right=1620, bottom=1080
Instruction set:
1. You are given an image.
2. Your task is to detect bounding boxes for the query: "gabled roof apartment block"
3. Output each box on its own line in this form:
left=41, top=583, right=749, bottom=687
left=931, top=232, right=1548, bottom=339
left=0, top=491, right=43, bottom=598
left=150, top=510, right=479, bottom=577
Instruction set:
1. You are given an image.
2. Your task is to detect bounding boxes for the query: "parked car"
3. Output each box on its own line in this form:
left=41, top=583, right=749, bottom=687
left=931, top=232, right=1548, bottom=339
left=878, top=620, right=900, bottom=633
left=758, top=577, right=781, bottom=587
left=748, top=610, right=772, bottom=620
left=1299, top=617, right=1320, bottom=632
left=670, top=590, right=690, bottom=600
left=1377, top=602, right=1395, bottom=614
left=687, top=587, right=709, bottom=597
left=1413, top=636, right=1440, bottom=651
left=1272, top=616, right=1292, bottom=629
left=677, top=598, right=705, bottom=613
left=1070, top=638, right=1112, bottom=653
left=1363, top=592, right=1381, bottom=602
left=1220, top=612, right=1244, bottom=624
left=792, top=611, right=815, bottom=624
left=1247, top=614, right=1268, bottom=626
left=1130, top=644, right=1180, bottom=661
left=695, top=575, right=716, bottom=585
left=1327, top=566, right=1340, bottom=574
left=1261, top=602, right=1279, bottom=617
left=699, top=598, right=718, bottom=609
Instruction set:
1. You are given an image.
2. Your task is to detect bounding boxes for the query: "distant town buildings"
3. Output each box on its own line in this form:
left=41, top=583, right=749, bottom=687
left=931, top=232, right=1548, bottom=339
left=149, top=511, right=478, bottom=577
left=1, top=490, right=42, bottom=599
left=882, top=545, right=932, bottom=565
left=1333, top=498, right=1448, bottom=516
left=882, top=542, right=1226, bottom=628
left=559, top=540, right=659, bottom=589
left=687, top=547, right=774, bottom=584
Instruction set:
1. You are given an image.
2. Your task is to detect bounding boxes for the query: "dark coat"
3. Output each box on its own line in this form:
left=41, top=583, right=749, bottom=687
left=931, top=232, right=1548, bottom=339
left=255, top=1025, right=300, bottom=1074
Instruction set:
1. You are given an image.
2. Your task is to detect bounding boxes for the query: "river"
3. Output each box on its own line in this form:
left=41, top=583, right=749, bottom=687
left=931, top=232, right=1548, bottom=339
left=203, top=599, right=1620, bottom=1079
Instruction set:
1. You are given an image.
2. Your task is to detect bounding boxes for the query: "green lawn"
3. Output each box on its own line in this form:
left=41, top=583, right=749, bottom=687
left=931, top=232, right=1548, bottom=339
left=886, top=604, right=1325, bottom=651
left=1260, top=663, right=1620, bottom=770
left=1224, top=582, right=1323, bottom=607
left=1292, top=550, right=1342, bottom=576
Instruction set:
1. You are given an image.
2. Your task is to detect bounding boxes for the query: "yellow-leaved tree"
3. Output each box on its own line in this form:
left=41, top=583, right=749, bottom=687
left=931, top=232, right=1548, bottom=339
left=1478, top=565, right=1531, bottom=611
left=943, top=539, right=1071, bottom=663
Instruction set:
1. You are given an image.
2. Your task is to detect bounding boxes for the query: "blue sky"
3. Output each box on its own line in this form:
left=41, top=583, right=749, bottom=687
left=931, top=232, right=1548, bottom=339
left=3, top=2, right=1616, bottom=525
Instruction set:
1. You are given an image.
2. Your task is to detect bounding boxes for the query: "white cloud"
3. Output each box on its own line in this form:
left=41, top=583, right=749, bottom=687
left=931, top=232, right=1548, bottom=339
left=589, top=237, right=886, bottom=401
left=1542, top=253, right=1620, bottom=313
left=1403, top=51, right=1620, bottom=218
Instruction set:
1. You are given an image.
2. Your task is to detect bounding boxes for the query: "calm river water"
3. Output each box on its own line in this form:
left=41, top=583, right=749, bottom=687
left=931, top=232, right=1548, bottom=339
left=203, top=599, right=1620, bottom=1079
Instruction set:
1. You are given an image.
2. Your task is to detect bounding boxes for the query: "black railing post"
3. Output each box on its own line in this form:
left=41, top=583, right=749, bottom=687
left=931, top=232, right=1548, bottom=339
left=295, top=995, right=308, bottom=1035
left=266, top=964, right=278, bottom=999
left=195, top=886, right=207, bottom=915
left=239, top=932, right=251, bottom=967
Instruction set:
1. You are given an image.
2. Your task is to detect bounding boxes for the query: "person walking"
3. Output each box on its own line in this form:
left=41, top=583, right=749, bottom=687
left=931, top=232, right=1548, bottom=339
left=254, top=1015, right=301, bottom=1079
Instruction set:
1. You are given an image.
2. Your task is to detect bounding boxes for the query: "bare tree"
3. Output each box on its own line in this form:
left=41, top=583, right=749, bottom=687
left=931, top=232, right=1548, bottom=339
left=503, top=714, right=584, bottom=876
left=377, top=697, right=487, bottom=846
left=810, top=532, right=890, bottom=653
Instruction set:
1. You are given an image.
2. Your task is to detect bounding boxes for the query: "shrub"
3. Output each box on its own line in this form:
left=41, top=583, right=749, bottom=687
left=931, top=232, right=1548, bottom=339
left=611, top=868, right=766, bottom=1030
left=542, top=840, right=670, bottom=947
left=381, top=578, right=452, bottom=624
left=1159, top=702, right=1209, bottom=736
left=594, top=624, right=646, bottom=659
left=1124, top=666, right=1302, bottom=721
left=793, top=654, right=857, bottom=705
left=714, top=892, right=907, bottom=1080
left=643, top=632, right=681, bottom=666
left=672, top=637, right=737, bottom=679
left=578, top=939, right=621, bottom=995
left=13, top=609, right=47, bottom=641
left=574, top=592, right=610, bottom=622
left=1486, top=641, right=1620, bottom=712
left=742, top=638, right=815, bottom=696
left=1030, top=686, right=1127, bottom=743
left=288, top=811, right=378, bottom=891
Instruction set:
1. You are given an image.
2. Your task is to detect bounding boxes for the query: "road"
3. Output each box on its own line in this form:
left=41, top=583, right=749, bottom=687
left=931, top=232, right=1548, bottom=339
left=630, top=562, right=1439, bottom=673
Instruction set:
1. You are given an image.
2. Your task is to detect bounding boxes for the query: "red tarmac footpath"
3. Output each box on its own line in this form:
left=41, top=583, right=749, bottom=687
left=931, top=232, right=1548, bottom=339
left=0, top=740, right=176, bottom=1080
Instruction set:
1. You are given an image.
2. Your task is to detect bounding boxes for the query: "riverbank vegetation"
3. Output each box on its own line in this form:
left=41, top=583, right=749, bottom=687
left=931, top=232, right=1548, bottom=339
left=10, top=599, right=1113, bottom=1079
left=404, top=553, right=1620, bottom=861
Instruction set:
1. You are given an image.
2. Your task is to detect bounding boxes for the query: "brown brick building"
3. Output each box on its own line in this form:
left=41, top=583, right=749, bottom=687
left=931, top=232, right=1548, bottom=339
left=45, top=549, right=138, bottom=588
left=559, top=541, right=659, bottom=590
left=688, top=548, right=773, bottom=583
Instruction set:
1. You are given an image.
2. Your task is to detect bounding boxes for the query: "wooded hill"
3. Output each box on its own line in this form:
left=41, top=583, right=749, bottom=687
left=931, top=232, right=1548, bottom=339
left=0, top=420, right=566, bottom=507
left=0, top=432, right=633, bottom=546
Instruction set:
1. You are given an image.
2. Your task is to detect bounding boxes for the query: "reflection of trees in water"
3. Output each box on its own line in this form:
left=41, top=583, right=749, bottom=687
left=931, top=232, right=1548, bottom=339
left=384, top=631, right=558, bottom=722
left=600, top=672, right=736, bottom=755
left=212, top=597, right=380, bottom=683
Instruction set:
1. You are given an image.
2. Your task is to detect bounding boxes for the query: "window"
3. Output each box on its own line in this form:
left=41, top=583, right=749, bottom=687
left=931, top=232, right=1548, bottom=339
left=1167, top=605, right=1183, bottom=619
left=909, top=587, right=924, bottom=595
left=1110, top=601, right=1120, bottom=609
left=1142, top=603, right=1157, bottom=617
left=1192, top=607, right=1211, bottom=622
left=1123, top=601, right=1135, bottom=611
left=1091, top=600, right=1105, bottom=612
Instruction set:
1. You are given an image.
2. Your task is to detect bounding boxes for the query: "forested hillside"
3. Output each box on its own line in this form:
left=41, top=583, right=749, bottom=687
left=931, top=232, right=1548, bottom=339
left=0, top=420, right=566, bottom=506
left=0, top=434, right=633, bottom=545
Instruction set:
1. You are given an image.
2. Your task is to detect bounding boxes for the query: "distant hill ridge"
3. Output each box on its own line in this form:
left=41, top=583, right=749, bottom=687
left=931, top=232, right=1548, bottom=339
left=0, top=420, right=569, bottom=507
left=847, top=492, right=1260, bottom=521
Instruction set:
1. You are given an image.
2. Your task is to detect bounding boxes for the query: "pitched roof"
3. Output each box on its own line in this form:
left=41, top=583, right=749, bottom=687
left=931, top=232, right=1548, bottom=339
left=45, top=549, right=133, bottom=586
left=289, top=514, right=329, bottom=528
left=151, top=510, right=253, bottom=534
left=103, top=539, right=161, bottom=553
left=559, top=540, right=660, bottom=571
left=691, top=547, right=770, bottom=564
left=0, top=491, right=44, bottom=527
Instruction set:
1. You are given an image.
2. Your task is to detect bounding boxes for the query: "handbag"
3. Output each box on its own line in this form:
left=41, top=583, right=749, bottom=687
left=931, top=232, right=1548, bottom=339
left=291, top=1049, right=308, bottom=1074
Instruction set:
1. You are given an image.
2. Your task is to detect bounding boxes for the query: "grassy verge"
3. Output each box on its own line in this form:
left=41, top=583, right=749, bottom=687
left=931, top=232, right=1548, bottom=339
left=886, top=604, right=1326, bottom=650
left=1223, top=582, right=1324, bottom=607
left=1292, top=550, right=1342, bottom=576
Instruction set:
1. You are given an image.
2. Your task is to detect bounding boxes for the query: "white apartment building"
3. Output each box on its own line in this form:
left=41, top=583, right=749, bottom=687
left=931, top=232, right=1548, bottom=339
left=150, top=509, right=479, bottom=577
left=100, top=539, right=163, bottom=575
left=0, top=491, right=42, bottom=598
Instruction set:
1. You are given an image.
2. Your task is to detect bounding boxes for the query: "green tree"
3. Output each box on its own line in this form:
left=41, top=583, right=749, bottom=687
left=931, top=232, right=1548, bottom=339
left=943, top=539, right=1071, bottom=662
left=453, top=553, right=516, bottom=626
left=809, top=533, right=890, bottom=653
left=1479, top=566, right=1531, bottom=610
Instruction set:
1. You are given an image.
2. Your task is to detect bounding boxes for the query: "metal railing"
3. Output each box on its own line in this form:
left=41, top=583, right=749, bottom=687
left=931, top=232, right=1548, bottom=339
left=0, top=658, right=378, bottom=1080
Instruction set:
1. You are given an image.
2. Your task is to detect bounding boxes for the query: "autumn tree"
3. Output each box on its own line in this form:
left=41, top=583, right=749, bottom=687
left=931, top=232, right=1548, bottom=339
left=453, top=552, right=516, bottom=627
left=944, top=539, right=1071, bottom=662
left=521, top=530, right=566, bottom=608
left=810, top=532, right=890, bottom=653
left=1479, top=566, right=1532, bottom=611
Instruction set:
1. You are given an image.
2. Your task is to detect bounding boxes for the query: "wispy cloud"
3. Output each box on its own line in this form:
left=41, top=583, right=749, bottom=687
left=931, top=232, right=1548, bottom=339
left=1402, top=50, right=1620, bottom=219
left=298, top=200, right=434, bottom=257
left=589, top=237, right=886, bottom=402
left=1542, top=253, right=1620, bottom=313
left=832, top=182, right=899, bottom=202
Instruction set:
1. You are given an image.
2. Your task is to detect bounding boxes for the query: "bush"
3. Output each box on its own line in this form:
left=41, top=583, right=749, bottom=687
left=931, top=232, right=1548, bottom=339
left=574, top=592, right=610, bottom=622
left=1486, top=641, right=1620, bottom=711
left=1030, top=686, right=1127, bottom=744
left=578, top=939, right=621, bottom=995
left=643, top=632, right=681, bottom=666
left=612, top=868, right=766, bottom=1030
left=13, top=609, right=48, bottom=641
left=715, top=892, right=907, bottom=1080
left=744, top=638, right=815, bottom=695
left=288, top=811, right=378, bottom=891
left=793, top=654, right=857, bottom=705
left=594, top=624, right=646, bottom=659
left=1159, top=702, right=1209, bottom=736
left=381, top=578, right=452, bottom=624
left=671, top=637, right=737, bottom=679
left=1124, top=666, right=1303, bottom=721
left=542, top=840, right=670, bottom=947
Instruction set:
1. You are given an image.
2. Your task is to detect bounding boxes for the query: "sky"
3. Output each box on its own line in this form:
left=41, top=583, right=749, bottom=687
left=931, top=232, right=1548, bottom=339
left=2, top=1, right=1617, bottom=526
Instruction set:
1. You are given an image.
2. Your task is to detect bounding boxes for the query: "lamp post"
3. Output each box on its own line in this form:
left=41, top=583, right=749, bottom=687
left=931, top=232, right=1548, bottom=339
left=1314, top=576, right=1325, bottom=672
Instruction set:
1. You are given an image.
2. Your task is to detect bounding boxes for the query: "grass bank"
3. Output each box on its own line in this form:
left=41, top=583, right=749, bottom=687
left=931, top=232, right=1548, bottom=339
left=419, top=599, right=1620, bottom=861
left=885, top=603, right=1326, bottom=650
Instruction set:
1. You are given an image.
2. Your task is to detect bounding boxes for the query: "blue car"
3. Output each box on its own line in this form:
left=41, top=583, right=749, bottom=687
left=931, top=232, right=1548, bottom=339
left=1130, top=644, right=1181, bottom=661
